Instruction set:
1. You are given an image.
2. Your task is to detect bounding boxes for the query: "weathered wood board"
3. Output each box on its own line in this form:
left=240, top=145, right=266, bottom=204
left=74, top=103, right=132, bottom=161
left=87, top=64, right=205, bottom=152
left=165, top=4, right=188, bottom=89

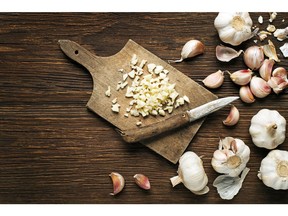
left=59, top=39, right=217, bottom=163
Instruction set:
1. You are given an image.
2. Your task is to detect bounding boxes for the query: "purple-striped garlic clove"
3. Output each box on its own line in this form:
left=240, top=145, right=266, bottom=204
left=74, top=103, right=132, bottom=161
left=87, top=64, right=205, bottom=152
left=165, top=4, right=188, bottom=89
left=272, top=67, right=288, bottom=81
left=250, top=76, right=271, bottom=98
left=239, top=86, right=255, bottom=103
left=228, top=69, right=253, bottom=86
left=109, top=172, right=125, bottom=195
left=134, top=174, right=151, bottom=190
left=268, top=76, right=288, bottom=94
left=259, top=59, right=275, bottom=81
left=223, top=105, right=240, bottom=126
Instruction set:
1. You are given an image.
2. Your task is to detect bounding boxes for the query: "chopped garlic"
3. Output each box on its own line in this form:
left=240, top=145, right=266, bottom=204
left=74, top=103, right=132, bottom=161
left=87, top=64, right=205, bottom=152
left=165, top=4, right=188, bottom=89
left=128, top=70, right=136, bottom=79
left=120, top=81, right=128, bottom=89
left=258, top=16, right=263, bottom=24
left=158, top=109, right=166, bottom=116
left=105, top=86, right=111, bottom=97
left=183, top=95, right=190, bottom=103
left=118, top=68, right=124, bottom=73
left=136, top=121, right=142, bottom=126
left=124, top=113, right=129, bottom=118
left=154, top=65, right=164, bottom=74
left=112, top=98, right=117, bottom=104
left=111, top=103, right=120, bottom=113
left=139, top=59, right=147, bottom=68
left=123, top=73, right=128, bottom=81
left=269, top=12, right=277, bottom=23
left=130, top=54, right=138, bottom=66
left=147, top=63, right=156, bottom=73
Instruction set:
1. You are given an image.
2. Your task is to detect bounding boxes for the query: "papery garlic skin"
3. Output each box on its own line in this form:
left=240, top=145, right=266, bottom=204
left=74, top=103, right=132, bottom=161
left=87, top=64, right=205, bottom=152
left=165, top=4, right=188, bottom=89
left=211, top=137, right=250, bottom=177
left=202, top=70, right=225, bottom=89
left=273, top=27, right=288, bottom=41
left=214, top=12, right=253, bottom=46
left=280, top=43, right=288, bottom=58
left=250, top=76, right=271, bottom=98
left=243, top=46, right=264, bottom=70
left=249, top=109, right=286, bottom=149
left=258, top=150, right=288, bottom=190
left=216, top=45, right=243, bottom=62
left=170, top=151, right=209, bottom=195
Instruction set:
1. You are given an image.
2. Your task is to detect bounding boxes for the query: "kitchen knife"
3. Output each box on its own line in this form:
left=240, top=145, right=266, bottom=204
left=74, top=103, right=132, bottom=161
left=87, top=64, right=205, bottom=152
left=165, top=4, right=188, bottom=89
left=119, top=96, right=239, bottom=143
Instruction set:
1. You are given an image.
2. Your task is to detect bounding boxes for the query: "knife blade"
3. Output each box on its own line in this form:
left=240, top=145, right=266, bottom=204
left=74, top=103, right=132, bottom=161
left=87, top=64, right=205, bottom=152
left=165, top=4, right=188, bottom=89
left=119, top=96, right=239, bottom=143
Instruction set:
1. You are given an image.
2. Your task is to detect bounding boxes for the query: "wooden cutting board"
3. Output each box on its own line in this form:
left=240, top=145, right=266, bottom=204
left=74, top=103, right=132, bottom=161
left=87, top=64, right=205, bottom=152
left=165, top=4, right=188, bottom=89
left=59, top=39, right=217, bottom=163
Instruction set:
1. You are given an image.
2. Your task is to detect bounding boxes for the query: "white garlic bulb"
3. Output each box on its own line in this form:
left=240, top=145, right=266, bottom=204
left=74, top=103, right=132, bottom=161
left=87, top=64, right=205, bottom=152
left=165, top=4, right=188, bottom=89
left=214, top=12, right=253, bottom=46
left=258, top=150, right=288, bottom=190
left=170, top=151, right=209, bottom=195
left=249, top=109, right=286, bottom=149
left=211, top=137, right=250, bottom=177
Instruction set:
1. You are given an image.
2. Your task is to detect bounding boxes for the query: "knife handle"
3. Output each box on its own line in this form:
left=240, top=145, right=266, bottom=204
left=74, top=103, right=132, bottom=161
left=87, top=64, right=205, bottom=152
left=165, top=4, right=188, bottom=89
left=118, top=112, right=190, bottom=143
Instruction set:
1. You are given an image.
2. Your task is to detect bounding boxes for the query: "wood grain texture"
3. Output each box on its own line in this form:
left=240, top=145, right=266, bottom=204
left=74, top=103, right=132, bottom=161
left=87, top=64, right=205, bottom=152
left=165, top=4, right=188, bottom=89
left=0, top=12, right=288, bottom=204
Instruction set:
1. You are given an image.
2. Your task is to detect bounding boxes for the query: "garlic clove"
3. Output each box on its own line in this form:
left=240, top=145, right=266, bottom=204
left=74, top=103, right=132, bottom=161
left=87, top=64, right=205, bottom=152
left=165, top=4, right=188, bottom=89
left=259, top=59, right=275, bottom=81
left=134, top=174, right=151, bottom=190
left=168, top=40, right=204, bottom=63
left=239, top=85, right=255, bottom=103
left=223, top=105, right=240, bottom=126
left=243, top=46, right=264, bottom=70
left=202, top=70, right=225, bottom=89
left=109, top=172, right=125, bottom=196
left=250, top=76, right=271, bottom=98
left=280, top=43, right=288, bottom=58
left=262, top=40, right=280, bottom=62
left=228, top=69, right=253, bottom=86
left=272, top=67, right=288, bottom=81
left=215, top=45, right=243, bottom=62
left=267, top=77, right=288, bottom=94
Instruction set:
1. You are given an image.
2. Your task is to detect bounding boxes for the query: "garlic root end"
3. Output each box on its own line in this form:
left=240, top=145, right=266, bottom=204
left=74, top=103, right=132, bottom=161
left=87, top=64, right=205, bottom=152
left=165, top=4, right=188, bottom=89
left=170, top=175, right=182, bottom=187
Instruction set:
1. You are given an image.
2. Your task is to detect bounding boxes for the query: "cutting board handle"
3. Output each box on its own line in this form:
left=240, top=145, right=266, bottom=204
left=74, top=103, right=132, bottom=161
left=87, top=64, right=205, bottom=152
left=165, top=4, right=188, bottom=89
left=58, top=40, right=101, bottom=72
left=118, top=112, right=190, bottom=143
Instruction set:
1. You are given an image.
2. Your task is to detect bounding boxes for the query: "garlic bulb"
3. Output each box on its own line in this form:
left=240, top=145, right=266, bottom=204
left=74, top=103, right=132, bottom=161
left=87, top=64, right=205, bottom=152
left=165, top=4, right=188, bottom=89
left=168, top=40, right=205, bottom=63
left=170, top=151, right=209, bottom=195
left=249, top=109, right=286, bottom=149
left=214, top=12, right=253, bottom=46
left=258, top=150, right=288, bottom=190
left=213, top=167, right=250, bottom=200
left=211, top=137, right=250, bottom=177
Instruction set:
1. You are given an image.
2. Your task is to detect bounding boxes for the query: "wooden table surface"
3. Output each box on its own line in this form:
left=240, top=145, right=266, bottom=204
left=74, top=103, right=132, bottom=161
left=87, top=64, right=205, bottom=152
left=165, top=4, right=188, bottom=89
left=1, top=12, right=288, bottom=204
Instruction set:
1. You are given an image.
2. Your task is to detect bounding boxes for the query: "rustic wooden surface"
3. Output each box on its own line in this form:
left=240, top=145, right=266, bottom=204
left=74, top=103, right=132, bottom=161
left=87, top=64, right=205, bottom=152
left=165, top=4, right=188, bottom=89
left=0, top=12, right=288, bottom=204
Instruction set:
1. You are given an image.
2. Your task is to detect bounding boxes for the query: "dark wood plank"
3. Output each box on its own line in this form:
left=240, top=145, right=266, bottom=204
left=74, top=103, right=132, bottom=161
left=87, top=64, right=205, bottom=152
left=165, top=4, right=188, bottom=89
left=0, top=12, right=288, bottom=204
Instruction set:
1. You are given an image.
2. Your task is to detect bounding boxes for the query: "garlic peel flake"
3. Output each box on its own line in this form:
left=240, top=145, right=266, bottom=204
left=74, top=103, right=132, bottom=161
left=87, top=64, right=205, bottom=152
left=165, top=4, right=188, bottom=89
left=216, top=45, right=243, bottom=62
left=213, top=167, right=250, bottom=200
left=280, top=43, right=288, bottom=57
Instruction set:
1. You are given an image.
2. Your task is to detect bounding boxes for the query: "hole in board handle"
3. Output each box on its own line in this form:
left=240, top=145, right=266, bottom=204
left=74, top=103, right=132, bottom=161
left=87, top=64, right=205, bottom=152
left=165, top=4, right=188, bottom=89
left=74, top=50, right=79, bottom=55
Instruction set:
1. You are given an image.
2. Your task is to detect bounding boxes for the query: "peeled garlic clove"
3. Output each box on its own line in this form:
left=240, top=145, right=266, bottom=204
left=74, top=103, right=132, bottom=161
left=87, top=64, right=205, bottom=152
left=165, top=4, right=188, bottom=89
left=272, top=67, right=288, bottom=81
left=259, top=59, right=275, bottom=81
left=109, top=172, right=125, bottom=195
left=239, top=86, right=255, bottom=103
left=243, top=46, right=264, bottom=70
left=262, top=40, right=280, bottom=62
left=228, top=69, right=253, bottom=86
left=202, top=70, right=224, bottom=89
left=168, top=40, right=205, bottom=63
left=134, top=174, right=151, bottom=190
left=215, top=45, right=243, bottom=62
left=280, top=43, right=288, bottom=58
left=223, top=105, right=240, bottom=126
left=250, top=76, right=271, bottom=98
